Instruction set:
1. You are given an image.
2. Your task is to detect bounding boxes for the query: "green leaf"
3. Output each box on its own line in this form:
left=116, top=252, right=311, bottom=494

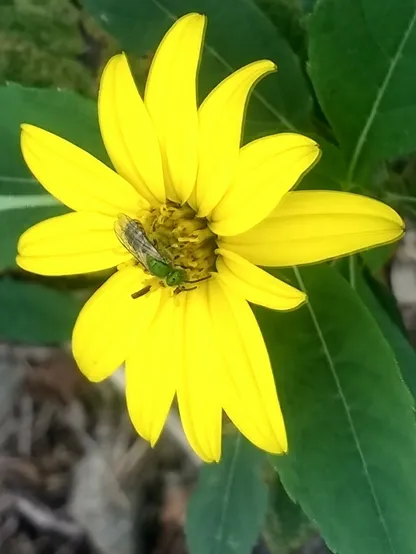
left=299, top=137, right=346, bottom=191
left=355, top=269, right=416, bottom=403
left=360, top=244, right=396, bottom=274
left=186, top=433, right=268, bottom=554
left=255, top=0, right=308, bottom=61
left=0, top=204, right=67, bottom=271
left=0, top=278, right=82, bottom=344
left=255, top=264, right=416, bottom=554
left=300, top=0, right=317, bottom=14
left=0, top=83, right=107, bottom=194
left=309, top=0, right=416, bottom=184
left=264, top=476, right=313, bottom=554
left=84, top=0, right=313, bottom=133
left=0, top=85, right=107, bottom=270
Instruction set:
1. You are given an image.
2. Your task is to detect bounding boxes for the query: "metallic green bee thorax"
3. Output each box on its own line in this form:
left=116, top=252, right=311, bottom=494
left=147, top=256, right=171, bottom=279
left=146, top=256, right=186, bottom=287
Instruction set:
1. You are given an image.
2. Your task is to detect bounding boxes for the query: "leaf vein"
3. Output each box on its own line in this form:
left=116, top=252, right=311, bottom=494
left=0, top=194, right=59, bottom=212
left=347, top=2, right=416, bottom=181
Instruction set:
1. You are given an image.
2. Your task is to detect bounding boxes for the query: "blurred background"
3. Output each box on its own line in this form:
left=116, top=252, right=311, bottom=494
left=1, top=1, right=416, bottom=553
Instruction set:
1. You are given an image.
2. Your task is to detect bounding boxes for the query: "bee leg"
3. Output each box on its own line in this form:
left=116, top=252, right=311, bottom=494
left=174, top=286, right=197, bottom=295
left=131, top=285, right=151, bottom=299
left=184, top=276, right=211, bottom=284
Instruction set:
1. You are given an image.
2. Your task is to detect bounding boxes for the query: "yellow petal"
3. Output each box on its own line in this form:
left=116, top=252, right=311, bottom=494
left=125, top=290, right=177, bottom=447
left=72, top=266, right=161, bottom=382
left=195, top=60, right=276, bottom=218
left=222, top=191, right=405, bottom=266
left=98, top=54, right=165, bottom=205
left=177, top=284, right=222, bottom=462
left=17, top=211, right=129, bottom=275
left=207, top=278, right=287, bottom=454
left=215, top=249, right=306, bottom=311
left=21, top=124, right=144, bottom=216
left=211, top=133, right=320, bottom=236
left=145, top=14, right=206, bottom=203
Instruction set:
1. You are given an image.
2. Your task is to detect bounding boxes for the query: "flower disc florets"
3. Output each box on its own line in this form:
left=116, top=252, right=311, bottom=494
left=138, top=201, right=217, bottom=286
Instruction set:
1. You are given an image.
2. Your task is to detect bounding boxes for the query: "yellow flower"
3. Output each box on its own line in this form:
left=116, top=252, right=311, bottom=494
left=16, top=13, right=403, bottom=463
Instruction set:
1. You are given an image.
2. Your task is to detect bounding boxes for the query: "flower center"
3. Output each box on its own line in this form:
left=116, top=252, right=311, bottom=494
left=137, top=200, right=217, bottom=287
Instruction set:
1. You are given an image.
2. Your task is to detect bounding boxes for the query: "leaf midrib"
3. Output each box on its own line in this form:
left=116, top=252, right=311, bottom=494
left=347, top=3, right=416, bottom=182
left=293, top=266, right=396, bottom=554
left=150, top=0, right=297, bottom=131
left=0, top=194, right=58, bottom=212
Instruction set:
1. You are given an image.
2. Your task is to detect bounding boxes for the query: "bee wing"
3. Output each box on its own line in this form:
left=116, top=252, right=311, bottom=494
left=114, top=217, right=145, bottom=266
left=114, top=214, right=166, bottom=267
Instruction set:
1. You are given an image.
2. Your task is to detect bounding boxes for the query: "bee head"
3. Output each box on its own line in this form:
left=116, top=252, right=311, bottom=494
left=166, top=268, right=186, bottom=287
